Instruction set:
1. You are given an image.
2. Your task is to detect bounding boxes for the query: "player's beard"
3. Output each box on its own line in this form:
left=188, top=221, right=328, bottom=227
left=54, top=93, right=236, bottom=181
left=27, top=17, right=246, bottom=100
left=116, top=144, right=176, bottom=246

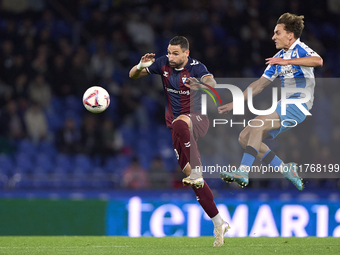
left=169, top=60, right=185, bottom=69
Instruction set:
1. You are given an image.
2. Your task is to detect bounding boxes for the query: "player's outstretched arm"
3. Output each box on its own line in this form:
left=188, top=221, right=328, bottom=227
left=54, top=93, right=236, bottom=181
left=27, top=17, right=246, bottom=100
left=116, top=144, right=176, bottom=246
left=218, top=76, right=271, bottom=114
left=265, top=56, right=323, bottom=67
left=184, top=75, right=216, bottom=90
left=129, top=53, right=155, bottom=79
left=202, top=75, right=216, bottom=89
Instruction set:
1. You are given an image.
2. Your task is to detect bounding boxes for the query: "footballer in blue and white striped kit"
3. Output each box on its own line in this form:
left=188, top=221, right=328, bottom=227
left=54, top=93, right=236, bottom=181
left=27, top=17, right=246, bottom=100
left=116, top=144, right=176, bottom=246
left=219, top=13, right=323, bottom=191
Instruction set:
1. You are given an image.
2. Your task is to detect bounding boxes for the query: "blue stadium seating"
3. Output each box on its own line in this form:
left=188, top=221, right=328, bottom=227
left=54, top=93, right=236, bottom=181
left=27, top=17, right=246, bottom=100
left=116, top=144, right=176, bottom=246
left=73, top=154, right=93, bottom=173
left=37, top=141, right=57, bottom=156
left=32, top=173, right=50, bottom=189
left=12, top=173, right=32, bottom=189
left=35, top=153, right=54, bottom=173
left=55, top=154, right=72, bottom=173
left=15, top=153, right=34, bottom=174
left=0, top=154, right=13, bottom=176
left=17, top=140, right=37, bottom=157
left=120, top=126, right=136, bottom=147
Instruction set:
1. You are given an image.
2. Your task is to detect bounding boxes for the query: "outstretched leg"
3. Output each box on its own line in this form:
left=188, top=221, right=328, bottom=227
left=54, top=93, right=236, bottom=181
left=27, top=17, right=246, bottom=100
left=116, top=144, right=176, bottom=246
left=171, top=115, right=230, bottom=246
left=221, top=112, right=304, bottom=190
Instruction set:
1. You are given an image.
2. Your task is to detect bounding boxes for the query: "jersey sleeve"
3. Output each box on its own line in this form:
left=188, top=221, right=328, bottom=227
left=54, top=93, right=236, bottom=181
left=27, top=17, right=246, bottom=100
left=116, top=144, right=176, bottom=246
left=297, top=44, right=320, bottom=58
left=262, top=64, right=278, bottom=81
left=196, top=62, right=213, bottom=81
left=146, top=56, right=166, bottom=75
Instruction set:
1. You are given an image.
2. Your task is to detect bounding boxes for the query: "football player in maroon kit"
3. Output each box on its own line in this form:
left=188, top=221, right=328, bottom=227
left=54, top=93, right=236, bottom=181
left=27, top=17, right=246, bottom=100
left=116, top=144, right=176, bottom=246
left=129, top=36, right=229, bottom=247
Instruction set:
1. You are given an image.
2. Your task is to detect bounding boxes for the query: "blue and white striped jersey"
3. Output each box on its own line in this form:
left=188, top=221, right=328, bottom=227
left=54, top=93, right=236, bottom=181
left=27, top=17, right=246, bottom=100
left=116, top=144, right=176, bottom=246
left=262, top=38, right=320, bottom=110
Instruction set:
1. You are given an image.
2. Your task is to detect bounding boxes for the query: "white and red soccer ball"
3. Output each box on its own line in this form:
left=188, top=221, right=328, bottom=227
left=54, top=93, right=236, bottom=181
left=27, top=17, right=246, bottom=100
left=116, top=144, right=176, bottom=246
left=83, top=86, right=110, bottom=113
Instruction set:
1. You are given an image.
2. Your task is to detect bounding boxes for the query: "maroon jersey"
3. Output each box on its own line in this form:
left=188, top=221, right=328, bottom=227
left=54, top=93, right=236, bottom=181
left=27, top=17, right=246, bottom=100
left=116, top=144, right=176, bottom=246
left=147, top=55, right=212, bottom=128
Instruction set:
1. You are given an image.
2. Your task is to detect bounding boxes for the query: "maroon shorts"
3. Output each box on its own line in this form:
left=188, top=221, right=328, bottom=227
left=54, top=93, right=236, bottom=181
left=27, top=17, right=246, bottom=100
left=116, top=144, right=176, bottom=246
left=170, top=113, right=209, bottom=170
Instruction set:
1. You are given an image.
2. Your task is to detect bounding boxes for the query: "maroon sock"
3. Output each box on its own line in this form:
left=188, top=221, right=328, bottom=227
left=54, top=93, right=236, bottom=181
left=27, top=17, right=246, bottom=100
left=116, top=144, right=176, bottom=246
left=192, top=180, right=219, bottom=218
left=171, top=120, right=201, bottom=169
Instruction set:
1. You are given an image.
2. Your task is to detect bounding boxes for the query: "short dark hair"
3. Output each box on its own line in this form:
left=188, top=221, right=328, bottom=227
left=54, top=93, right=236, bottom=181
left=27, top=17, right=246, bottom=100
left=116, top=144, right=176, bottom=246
left=277, top=13, right=304, bottom=39
left=169, top=36, right=189, bottom=50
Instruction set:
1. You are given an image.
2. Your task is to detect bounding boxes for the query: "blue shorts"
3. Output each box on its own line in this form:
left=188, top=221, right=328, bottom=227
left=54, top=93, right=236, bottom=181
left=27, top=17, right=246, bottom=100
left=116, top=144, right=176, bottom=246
left=267, top=101, right=308, bottom=140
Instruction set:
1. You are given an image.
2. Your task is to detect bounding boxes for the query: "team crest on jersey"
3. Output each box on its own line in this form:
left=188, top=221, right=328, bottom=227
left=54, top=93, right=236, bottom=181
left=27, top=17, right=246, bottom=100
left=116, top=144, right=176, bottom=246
left=292, top=49, right=298, bottom=58
left=182, top=76, right=187, bottom=84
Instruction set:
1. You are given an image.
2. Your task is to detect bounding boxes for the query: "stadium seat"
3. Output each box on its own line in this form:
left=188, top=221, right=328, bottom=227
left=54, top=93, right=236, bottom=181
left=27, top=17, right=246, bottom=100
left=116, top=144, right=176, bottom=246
left=72, top=172, right=91, bottom=188
left=0, top=173, right=8, bottom=189
left=15, top=153, right=35, bottom=174
left=73, top=154, right=93, bottom=173
left=17, top=140, right=37, bottom=157
left=10, top=173, right=32, bottom=189
left=161, top=152, right=178, bottom=172
left=322, top=179, right=337, bottom=189
left=32, top=173, right=50, bottom=189
left=141, top=97, right=159, bottom=117
left=136, top=139, right=153, bottom=157
left=64, top=110, right=82, bottom=128
left=103, top=156, right=116, bottom=172
left=46, top=111, right=64, bottom=132
left=120, top=126, right=136, bottom=147
left=106, top=155, right=132, bottom=176
left=138, top=153, right=152, bottom=170
left=55, top=154, right=72, bottom=173
left=37, top=141, right=57, bottom=156
left=91, top=167, right=110, bottom=188
left=205, top=178, right=224, bottom=189
left=0, top=154, right=13, bottom=176
left=116, top=155, right=132, bottom=169
left=50, top=97, right=65, bottom=112
left=65, top=95, right=83, bottom=114
left=50, top=171, right=69, bottom=189
left=35, top=153, right=54, bottom=173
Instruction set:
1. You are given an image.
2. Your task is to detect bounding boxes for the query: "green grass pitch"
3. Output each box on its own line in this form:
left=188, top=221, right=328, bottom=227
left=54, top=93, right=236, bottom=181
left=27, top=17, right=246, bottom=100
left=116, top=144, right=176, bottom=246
left=0, top=236, right=339, bottom=255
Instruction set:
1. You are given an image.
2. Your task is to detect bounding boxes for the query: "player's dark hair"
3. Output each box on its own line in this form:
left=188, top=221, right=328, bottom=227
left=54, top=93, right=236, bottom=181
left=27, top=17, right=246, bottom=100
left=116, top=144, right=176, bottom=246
left=169, top=36, right=189, bottom=51
left=277, top=13, right=304, bottom=39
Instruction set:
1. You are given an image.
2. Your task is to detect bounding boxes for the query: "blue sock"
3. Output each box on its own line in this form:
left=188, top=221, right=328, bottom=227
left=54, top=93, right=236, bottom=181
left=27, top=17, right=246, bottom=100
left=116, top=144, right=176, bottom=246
left=261, top=150, right=283, bottom=168
left=240, top=146, right=259, bottom=168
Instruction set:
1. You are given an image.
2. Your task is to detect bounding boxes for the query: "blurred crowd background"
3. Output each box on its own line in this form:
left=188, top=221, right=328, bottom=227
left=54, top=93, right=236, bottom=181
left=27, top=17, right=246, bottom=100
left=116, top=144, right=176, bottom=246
left=0, top=0, right=339, bottom=191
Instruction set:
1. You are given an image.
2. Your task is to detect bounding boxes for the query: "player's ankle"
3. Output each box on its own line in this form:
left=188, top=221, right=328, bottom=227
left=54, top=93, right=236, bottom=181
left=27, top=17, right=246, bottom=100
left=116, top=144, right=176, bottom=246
left=190, top=166, right=202, bottom=178
left=211, top=213, right=223, bottom=227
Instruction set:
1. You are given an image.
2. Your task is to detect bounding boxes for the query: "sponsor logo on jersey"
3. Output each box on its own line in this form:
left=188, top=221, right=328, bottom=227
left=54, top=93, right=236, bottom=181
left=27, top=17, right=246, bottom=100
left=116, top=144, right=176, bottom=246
left=163, top=71, right=169, bottom=77
left=166, top=87, right=190, bottom=95
left=279, top=65, right=298, bottom=76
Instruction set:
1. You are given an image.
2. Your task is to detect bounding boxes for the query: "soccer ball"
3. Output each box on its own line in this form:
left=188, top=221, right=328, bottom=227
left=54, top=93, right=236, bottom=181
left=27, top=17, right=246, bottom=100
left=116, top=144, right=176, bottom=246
left=83, top=86, right=110, bottom=113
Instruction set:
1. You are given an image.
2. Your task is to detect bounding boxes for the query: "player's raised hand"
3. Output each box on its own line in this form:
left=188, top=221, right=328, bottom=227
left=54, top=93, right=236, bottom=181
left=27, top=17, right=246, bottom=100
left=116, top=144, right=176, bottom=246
left=218, top=102, right=233, bottom=114
left=137, top=53, right=155, bottom=70
left=184, top=77, right=201, bottom=90
left=265, top=57, right=288, bottom=66
left=141, top=53, right=155, bottom=63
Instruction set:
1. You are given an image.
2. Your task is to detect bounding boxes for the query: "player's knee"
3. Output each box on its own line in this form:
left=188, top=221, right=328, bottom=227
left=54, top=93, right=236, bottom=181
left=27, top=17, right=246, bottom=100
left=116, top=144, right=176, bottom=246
left=172, top=119, right=189, bottom=136
left=238, top=131, right=248, bottom=148
left=248, top=119, right=267, bottom=134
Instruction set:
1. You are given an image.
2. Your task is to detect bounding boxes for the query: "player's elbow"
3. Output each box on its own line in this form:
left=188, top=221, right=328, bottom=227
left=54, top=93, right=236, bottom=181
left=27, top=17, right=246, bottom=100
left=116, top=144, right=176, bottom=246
left=202, top=77, right=216, bottom=88
left=313, top=57, right=323, bottom=67
left=129, top=69, right=138, bottom=79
